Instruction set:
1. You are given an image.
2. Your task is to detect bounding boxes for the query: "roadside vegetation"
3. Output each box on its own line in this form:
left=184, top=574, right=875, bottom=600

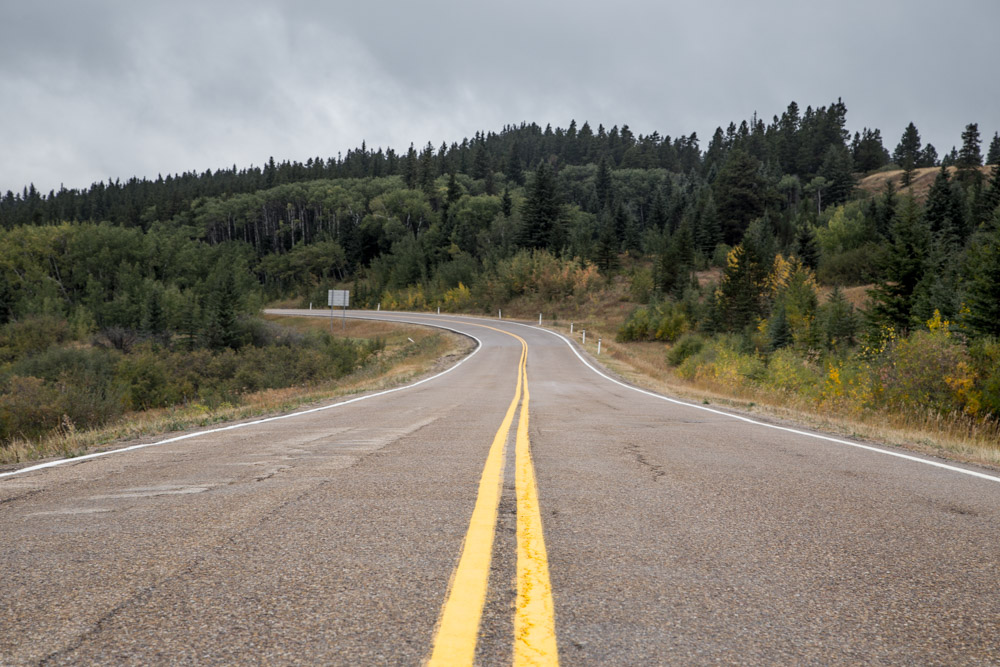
left=2, top=99, right=999, bottom=465
left=0, top=314, right=463, bottom=465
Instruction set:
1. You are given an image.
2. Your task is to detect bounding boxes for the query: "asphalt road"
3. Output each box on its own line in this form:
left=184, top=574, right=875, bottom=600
left=2, top=310, right=1000, bottom=665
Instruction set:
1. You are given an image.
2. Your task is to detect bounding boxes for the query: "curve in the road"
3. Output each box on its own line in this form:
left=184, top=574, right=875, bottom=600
left=0, top=318, right=482, bottom=481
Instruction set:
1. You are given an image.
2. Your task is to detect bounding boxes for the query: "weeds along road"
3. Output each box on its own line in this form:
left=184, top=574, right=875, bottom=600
left=3, top=309, right=1000, bottom=665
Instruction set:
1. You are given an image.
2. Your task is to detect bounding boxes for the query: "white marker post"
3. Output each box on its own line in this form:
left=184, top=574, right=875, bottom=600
left=539, top=313, right=542, bottom=325
left=499, top=309, right=502, bottom=319
left=582, top=330, right=586, bottom=345
left=598, top=338, right=602, bottom=355
left=570, top=323, right=574, bottom=334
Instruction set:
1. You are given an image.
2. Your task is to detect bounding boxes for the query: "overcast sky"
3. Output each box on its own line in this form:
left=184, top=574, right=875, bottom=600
left=3, top=0, right=998, bottom=194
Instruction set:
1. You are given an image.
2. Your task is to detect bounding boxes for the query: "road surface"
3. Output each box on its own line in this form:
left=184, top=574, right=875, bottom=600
left=2, top=310, right=1000, bottom=665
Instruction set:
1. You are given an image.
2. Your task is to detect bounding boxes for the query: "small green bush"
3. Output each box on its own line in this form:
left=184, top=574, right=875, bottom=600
left=666, top=333, right=705, bottom=366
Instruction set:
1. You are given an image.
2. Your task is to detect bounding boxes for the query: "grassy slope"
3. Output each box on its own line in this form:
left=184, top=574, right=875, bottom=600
left=857, top=165, right=994, bottom=203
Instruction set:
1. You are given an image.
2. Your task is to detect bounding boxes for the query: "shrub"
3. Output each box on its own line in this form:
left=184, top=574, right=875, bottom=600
left=969, top=338, right=1000, bottom=418
left=666, top=333, right=705, bottom=366
left=0, top=376, right=63, bottom=441
left=875, top=314, right=976, bottom=416
left=617, top=302, right=689, bottom=343
left=0, top=316, right=70, bottom=362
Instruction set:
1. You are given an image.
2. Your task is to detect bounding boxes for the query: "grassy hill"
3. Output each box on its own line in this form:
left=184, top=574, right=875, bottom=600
left=858, top=165, right=994, bottom=202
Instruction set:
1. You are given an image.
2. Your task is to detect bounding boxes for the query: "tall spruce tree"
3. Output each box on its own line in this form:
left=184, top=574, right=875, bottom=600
left=519, top=162, right=560, bottom=249
left=893, top=122, right=922, bottom=186
left=714, top=149, right=767, bottom=245
left=987, top=132, right=1000, bottom=166
left=962, top=207, right=1000, bottom=336
left=924, top=165, right=967, bottom=248
left=867, top=196, right=931, bottom=331
left=957, top=122, right=984, bottom=187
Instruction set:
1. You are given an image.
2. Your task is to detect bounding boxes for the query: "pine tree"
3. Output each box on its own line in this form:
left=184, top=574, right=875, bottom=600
left=919, top=144, right=939, bottom=168
left=957, top=122, right=984, bottom=187
left=767, top=303, right=792, bottom=350
left=818, top=286, right=857, bottom=349
left=794, top=223, right=819, bottom=269
left=924, top=165, right=966, bottom=248
left=207, top=269, right=242, bottom=350
left=519, top=162, right=560, bottom=249
left=962, top=208, right=1000, bottom=336
left=403, top=144, right=418, bottom=188
left=819, top=144, right=855, bottom=206
left=987, top=132, right=1000, bottom=166
left=867, top=196, right=931, bottom=331
left=501, top=187, right=513, bottom=217
left=714, top=149, right=767, bottom=244
left=894, top=122, right=922, bottom=186
left=714, top=219, right=775, bottom=331
left=595, top=207, right=620, bottom=274
left=595, top=156, right=612, bottom=212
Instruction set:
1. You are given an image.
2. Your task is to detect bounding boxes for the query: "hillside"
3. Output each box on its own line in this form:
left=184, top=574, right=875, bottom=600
left=858, top=165, right=994, bottom=202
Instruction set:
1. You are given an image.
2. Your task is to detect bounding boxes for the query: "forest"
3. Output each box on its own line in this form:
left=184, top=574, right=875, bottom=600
left=2, top=98, right=1000, bottom=450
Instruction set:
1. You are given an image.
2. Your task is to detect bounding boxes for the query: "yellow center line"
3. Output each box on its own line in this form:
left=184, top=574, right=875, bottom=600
left=514, top=356, right=559, bottom=666
left=426, top=322, right=558, bottom=666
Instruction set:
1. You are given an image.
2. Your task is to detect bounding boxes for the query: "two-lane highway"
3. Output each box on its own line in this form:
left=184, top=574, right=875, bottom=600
left=2, top=309, right=1000, bottom=664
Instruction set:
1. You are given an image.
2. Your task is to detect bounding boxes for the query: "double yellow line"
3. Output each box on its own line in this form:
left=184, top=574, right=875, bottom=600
left=427, top=328, right=558, bottom=666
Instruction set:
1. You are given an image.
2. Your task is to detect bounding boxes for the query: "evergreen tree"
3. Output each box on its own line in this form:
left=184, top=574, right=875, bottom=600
left=501, top=187, right=513, bottom=217
left=714, top=149, right=767, bottom=244
left=976, top=164, right=1000, bottom=226
left=924, top=165, right=966, bottom=248
left=894, top=122, right=922, bottom=186
left=875, top=179, right=898, bottom=239
left=694, top=189, right=722, bottom=255
left=962, top=208, right=1000, bottom=336
left=403, top=144, right=418, bottom=188
left=958, top=122, right=983, bottom=168
left=595, top=207, right=620, bottom=274
left=505, top=144, right=523, bottom=185
left=957, top=122, right=984, bottom=187
left=987, top=132, right=1000, bottom=166
left=714, top=219, right=775, bottom=331
left=818, top=286, right=857, bottom=349
left=852, top=127, right=889, bottom=173
left=867, top=197, right=931, bottom=331
left=206, top=269, right=242, bottom=350
left=794, top=223, right=819, bottom=269
left=519, top=162, right=560, bottom=249
left=595, top=156, right=612, bottom=212
left=767, top=303, right=792, bottom=350
left=819, top=144, right=855, bottom=206
left=919, top=144, right=939, bottom=168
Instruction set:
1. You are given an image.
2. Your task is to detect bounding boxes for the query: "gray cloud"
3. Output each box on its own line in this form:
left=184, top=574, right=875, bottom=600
left=2, top=0, right=998, bottom=193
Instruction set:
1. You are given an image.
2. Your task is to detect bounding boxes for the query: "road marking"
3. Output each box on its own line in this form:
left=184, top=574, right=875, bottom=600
left=426, top=323, right=558, bottom=665
left=427, top=340, right=524, bottom=666
left=0, top=319, right=481, bottom=481
left=514, top=357, right=559, bottom=666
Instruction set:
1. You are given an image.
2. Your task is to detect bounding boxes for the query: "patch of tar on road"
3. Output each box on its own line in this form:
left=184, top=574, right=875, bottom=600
left=625, top=443, right=666, bottom=482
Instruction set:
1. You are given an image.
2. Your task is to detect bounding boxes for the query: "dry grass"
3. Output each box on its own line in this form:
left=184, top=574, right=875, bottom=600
left=858, top=166, right=994, bottom=203
left=0, top=317, right=472, bottom=470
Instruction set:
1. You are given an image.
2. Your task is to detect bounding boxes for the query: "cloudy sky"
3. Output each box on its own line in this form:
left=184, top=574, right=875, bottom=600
left=3, top=0, right=998, bottom=194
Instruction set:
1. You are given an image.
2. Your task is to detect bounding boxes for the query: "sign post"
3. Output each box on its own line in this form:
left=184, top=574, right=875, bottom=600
left=328, top=290, right=350, bottom=332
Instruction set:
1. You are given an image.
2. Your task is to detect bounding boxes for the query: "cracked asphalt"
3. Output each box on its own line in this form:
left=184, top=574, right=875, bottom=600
left=2, top=311, right=1000, bottom=665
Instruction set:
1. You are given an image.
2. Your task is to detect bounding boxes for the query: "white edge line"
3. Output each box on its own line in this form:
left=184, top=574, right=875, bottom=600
left=0, top=318, right=481, bottom=481
left=493, top=318, right=1000, bottom=486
